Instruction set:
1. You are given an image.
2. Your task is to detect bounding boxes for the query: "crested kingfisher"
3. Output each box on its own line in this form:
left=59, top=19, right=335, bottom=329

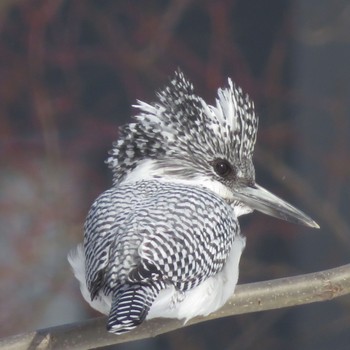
left=69, top=70, right=319, bottom=334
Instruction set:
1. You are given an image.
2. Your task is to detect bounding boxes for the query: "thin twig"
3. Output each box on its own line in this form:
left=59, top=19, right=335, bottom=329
left=255, top=148, right=350, bottom=247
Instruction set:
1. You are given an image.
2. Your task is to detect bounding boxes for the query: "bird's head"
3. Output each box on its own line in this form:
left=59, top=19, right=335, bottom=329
left=107, top=70, right=318, bottom=228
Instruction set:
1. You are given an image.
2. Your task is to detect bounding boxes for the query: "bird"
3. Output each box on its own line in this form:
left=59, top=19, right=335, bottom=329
left=68, top=69, right=319, bottom=335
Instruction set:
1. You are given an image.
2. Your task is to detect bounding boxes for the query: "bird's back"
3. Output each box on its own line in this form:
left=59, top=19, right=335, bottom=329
left=77, top=180, right=241, bottom=333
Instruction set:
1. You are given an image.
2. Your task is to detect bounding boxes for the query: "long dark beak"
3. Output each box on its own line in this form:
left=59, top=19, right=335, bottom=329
left=233, top=184, right=319, bottom=228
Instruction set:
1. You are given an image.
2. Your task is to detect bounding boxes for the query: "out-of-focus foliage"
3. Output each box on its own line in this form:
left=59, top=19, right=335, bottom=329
left=1, top=1, right=350, bottom=349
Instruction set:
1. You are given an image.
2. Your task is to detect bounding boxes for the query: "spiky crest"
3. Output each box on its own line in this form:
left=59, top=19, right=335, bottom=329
left=107, top=69, right=258, bottom=184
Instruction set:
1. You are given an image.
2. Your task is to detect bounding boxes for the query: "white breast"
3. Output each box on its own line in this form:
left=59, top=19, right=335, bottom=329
left=68, top=234, right=246, bottom=322
left=147, top=235, right=246, bottom=321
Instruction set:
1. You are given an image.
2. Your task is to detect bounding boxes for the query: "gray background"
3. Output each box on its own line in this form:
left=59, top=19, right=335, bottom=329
left=1, top=1, right=350, bottom=349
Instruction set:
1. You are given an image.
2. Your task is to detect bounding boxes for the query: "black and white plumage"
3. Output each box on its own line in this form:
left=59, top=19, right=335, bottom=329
left=69, top=70, right=319, bottom=334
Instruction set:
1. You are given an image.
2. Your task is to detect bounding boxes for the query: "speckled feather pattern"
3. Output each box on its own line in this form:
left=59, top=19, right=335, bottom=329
left=83, top=180, right=240, bottom=332
left=107, top=70, right=258, bottom=185
left=69, top=70, right=257, bottom=334
left=85, top=180, right=238, bottom=294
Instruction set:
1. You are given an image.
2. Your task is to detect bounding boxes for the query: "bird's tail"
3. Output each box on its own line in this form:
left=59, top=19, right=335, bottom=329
left=107, top=282, right=161, bottom=334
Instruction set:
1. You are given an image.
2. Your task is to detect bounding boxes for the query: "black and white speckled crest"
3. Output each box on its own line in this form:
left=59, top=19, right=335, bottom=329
left=107, top=70, right=258, bottom=184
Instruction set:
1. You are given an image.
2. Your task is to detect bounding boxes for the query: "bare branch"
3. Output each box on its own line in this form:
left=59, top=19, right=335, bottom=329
left=1, top=263, right=350, bottom=350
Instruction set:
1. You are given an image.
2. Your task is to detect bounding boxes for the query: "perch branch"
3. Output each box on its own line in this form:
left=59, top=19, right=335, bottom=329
left=1, top=263, right=350, bottom=350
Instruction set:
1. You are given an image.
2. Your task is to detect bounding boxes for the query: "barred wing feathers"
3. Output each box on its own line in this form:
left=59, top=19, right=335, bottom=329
left=83, top=180, right=239, bottom=333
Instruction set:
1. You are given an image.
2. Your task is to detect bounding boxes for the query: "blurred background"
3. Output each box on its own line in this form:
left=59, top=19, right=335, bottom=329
left=1, top=1, right=350, bottom=349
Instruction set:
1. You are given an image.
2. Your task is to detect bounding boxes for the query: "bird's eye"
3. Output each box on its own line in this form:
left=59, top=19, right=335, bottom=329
left=212, top=159, right=232, bottom=177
